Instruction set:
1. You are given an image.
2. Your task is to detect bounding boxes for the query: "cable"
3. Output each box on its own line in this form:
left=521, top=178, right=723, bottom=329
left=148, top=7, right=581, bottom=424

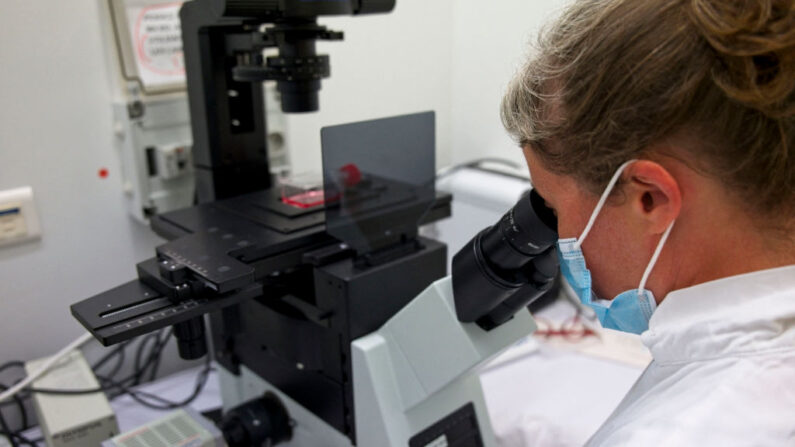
left=133, top=333, right=160, bottom=386
left=27, top=360, right=213, bottom=411
left=147, top=329, right=172, bottom=382
left=0, top=409, right=19, bottom=447
left=24, top=328, right=212, bottom=410
left=0, top=328, right=199, bottom=446
left=4, top=327, right=205, bottom=425
left=0, top=431, right=38, bottom=447
left=109, top=330, right=171, bottom=399
left=100, top=360, right=212, bottom=411
left=0, top=332, right=93, bottom=403
left=103, top=344, right=127, bottom=382
left=23, top=330, right=174, bottom=397
left=0, top=395, right=28, bottom=410
left=436, top=157, right=524, bottom=181
left=91, top=340, right=129, bottom=379
left=0, top=362, right=24, bottom=376
left=0, top=385, right=27, bottom=433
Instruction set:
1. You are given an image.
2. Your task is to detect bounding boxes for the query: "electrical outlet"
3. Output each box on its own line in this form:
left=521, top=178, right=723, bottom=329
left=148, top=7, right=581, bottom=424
left=0, top=186, right=41, bottom=247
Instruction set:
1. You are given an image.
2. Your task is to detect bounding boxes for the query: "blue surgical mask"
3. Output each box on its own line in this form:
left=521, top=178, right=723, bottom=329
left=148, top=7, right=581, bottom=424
left=556, top=160, right=675, bottom=334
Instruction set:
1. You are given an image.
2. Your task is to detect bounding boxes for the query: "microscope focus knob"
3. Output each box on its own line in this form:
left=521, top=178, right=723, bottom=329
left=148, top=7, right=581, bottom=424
left=221, top=393, right=292, bottom=447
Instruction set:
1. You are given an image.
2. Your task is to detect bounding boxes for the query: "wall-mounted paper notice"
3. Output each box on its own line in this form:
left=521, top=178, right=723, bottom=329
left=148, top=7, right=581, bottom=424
left=126, top=1, right=186, bottom=88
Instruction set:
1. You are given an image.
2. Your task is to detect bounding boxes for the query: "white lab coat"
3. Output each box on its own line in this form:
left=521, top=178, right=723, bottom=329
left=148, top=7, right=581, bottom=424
left=585, top=265, right=795, bottom=446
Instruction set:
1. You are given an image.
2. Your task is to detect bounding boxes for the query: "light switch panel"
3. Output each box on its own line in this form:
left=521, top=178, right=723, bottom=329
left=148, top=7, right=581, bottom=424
left=0, top=186, right=41, bottom=247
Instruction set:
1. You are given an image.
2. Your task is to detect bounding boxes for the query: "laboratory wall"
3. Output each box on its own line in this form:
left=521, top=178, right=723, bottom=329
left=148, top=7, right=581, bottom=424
left=449, top=0, right=569, bottom=168
left=0, top=0, right=168, bottom=365
left=0, top=0, right=568, bottom=384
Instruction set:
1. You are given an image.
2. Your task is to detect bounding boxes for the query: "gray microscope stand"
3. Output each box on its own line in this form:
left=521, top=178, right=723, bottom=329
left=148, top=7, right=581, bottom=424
left=219, top=276, right=536, bottom=446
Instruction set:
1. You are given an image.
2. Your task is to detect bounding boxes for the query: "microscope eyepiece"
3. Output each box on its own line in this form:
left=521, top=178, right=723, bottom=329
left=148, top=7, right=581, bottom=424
left=452, top=189, right=559, bottom=330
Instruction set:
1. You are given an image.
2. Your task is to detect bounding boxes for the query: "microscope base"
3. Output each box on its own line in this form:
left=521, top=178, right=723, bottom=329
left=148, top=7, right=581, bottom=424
left=219, top=277, right=536, bottom=446
left=219, top=365, right=355, bottom=447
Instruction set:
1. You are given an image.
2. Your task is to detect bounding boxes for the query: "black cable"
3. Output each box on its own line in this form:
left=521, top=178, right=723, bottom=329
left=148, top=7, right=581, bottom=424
left=104, top=344, right=126, bottom=382
left=27, top=360, right=213, bottom=411
left=22, top=330, right=174, bottom=397
left=147, top=329, right=173, bottom=383
left=12, top=395, right=26, bottom=434
left=133, top=333, right=160, bottom=386
left=0, top=431, right=37, bottom=447
left=107, top=331, right=172, bottom=400
left=24, top=328, right=211, bottom=410
left=0, top=362, right=28, bottom=435
left=91, top=340, right=129, bottom=377
left=2, top=330, right=184, bottom=446
left=139, top=330, right=164, bottom=384
left=0, top=362, right=24, bottom=376
left=0, top=399, right=27, bottom=410
left=99, top=360, right=212, bottom=411
left=0, top=384, right=28, bottom=432
left=6, top=326, right=202, bottom=427
left=10, top=433, right=36, bottom=447
left=0, top=403, right=20, bottom=447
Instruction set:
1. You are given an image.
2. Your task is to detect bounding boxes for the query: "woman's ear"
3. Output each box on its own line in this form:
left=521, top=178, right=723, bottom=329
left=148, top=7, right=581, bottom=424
left=623, top=161, right=682, bottom=234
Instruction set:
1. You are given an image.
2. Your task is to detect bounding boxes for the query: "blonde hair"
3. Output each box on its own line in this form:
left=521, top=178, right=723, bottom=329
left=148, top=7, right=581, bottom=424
left=502, top=0, right=795, bottom=222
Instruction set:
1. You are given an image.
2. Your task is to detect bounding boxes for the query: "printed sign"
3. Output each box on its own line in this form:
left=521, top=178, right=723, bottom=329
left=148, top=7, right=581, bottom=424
left=126, top=1, right=186, bottom=88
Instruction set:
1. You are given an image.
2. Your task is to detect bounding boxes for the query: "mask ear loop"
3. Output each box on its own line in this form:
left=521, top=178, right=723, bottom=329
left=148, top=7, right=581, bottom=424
left=638, top=221, right=675, bottom=295
left=574, top=160, right=637, bottom=250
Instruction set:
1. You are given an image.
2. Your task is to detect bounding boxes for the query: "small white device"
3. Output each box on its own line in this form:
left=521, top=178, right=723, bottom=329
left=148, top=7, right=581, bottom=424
left=25, top=351, right=119, bottom=447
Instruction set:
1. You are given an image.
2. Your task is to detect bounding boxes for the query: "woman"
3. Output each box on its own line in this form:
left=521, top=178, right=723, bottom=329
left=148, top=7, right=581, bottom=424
left=501, top=0, right=794, bottom=444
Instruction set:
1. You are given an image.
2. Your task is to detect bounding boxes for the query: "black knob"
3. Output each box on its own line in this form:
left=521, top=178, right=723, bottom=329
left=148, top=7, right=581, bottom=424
left=173, top=317, right=207, bottom=360
left=222, top=393, right=292, bottom=447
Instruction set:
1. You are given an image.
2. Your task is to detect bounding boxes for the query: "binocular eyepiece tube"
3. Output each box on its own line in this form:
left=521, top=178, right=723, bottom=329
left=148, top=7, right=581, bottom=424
left=452, top=189, right=559, bottom=330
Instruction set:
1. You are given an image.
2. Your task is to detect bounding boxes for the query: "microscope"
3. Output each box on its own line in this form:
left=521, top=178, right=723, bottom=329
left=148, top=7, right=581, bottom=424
left=70, top=1, right=560, bottom=445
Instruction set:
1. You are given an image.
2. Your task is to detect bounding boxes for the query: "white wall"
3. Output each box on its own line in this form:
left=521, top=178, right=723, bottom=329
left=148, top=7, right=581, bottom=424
left=449, top=0, right=568, bottom=168
left=0, top=0, right=567, bottom=384
left=0, top=0, right=167, bottom=363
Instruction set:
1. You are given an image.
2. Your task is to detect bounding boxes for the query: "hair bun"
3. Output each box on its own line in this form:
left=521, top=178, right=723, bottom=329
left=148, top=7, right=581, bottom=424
left=689, top=0, right=795, bottom=118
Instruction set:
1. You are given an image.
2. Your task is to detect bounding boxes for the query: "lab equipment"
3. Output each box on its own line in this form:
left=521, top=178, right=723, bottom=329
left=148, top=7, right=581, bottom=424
left=69, top=1, right=558, bottom=445
left=25, top=351, right=119, bottom=447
